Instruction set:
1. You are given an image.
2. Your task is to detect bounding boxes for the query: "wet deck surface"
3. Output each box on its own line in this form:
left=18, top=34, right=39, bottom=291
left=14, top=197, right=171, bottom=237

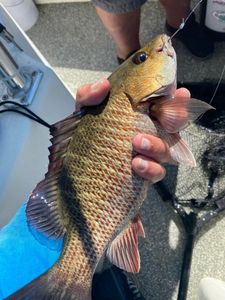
left=28, top=2, right=225, bottom=299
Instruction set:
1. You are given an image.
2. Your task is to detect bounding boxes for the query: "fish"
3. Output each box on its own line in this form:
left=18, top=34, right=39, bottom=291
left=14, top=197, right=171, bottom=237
left=6, top=34, right=213, bottom=300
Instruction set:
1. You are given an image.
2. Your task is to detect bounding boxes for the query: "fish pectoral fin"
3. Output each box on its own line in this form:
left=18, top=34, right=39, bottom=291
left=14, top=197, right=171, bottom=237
left=26, top=181, right=66, bottom=250
left=106, top=214, right=145, bottom=273
left=163, top=132, right=196, bottom=167
left=150, top=97, right=214, bottom=133
left=26, top=111, right=85, bottom=247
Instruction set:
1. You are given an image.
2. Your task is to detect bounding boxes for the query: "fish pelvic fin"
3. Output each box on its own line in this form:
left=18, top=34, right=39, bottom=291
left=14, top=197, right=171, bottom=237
left=163, top=132, right=196, bottom=167
left=4, top=264, right=92, bottom=300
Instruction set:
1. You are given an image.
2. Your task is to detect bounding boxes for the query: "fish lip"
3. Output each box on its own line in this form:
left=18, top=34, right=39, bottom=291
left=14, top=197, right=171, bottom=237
left=159, top=35, right=176, bottom=59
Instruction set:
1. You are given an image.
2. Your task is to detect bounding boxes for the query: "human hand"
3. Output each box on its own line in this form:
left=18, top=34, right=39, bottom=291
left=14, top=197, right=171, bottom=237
left=76, top=79, right=190, bottom=183
left=132, top=88, right=191, bottom=181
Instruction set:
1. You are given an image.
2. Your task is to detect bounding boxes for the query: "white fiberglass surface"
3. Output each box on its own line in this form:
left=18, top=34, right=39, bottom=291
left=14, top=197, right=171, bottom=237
left=0, top=5, right=74, bottom=227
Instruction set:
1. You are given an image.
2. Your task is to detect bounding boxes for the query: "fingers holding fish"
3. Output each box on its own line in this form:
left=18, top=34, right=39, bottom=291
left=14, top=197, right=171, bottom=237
left=174, top=87, right=190, bottom=98
left=6, top=35, right=215, bottom=300
left=132, top=155, right=166, bottom=182
left=75, top=78, right=110, bottom=110
left=133, top=133, right=171, bottom=164
left=172, top=88, right=191, bottom=131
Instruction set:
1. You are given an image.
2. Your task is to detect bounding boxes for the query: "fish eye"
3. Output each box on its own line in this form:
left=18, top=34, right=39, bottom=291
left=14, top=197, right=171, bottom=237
left=132, top=51, right=148, bottom=64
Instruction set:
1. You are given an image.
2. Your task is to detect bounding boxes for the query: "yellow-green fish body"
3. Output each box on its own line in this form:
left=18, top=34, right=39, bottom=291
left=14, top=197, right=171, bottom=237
left=7, top=34, right=212, bottom=300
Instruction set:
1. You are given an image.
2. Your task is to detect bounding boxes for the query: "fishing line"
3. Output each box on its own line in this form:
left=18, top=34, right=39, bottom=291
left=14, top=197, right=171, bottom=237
left=194, top=63, right=225, bottom=124
left=168, top=0, right=204, bottom=42
left=168, top=0, right=225, bottom=122
left=0, top=101, right=55, bottom=132
left=154, top=76, right=225, bottom=299
left=155, top=177, right=225, bottom=300
left=208, top=63, right=225, bottom=106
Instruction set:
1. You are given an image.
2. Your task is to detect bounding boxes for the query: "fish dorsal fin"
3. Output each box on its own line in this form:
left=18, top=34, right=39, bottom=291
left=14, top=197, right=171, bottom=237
left=106, top=215, right=145, bottom=273
left=26, top=110, right=85, bottom=244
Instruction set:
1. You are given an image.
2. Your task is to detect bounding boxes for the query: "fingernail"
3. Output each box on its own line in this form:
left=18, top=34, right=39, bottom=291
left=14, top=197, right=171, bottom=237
left=140, top=137, right=151, bottom=151
left=136, top=158, right=148, bottom=172
left=152, top=169, right=166, bottom=184
left=91, top=79, right=105, bottom=92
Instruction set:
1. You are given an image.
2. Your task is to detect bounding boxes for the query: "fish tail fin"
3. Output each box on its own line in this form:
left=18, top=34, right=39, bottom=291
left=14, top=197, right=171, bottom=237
left=5, top=264, right=92, bottom=300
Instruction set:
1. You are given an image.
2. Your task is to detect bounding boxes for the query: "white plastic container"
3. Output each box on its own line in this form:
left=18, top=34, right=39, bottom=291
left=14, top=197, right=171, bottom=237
left=204, top=0, right=225, bottom=33
left=201, top=0, right=225, bottom=41
left=0, top=0, right=39, bottom=31
left=199, top=277, right=225, bottom=300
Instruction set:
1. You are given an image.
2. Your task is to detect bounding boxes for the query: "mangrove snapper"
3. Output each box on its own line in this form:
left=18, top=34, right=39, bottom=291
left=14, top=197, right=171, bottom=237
left=6, top=34, right=213, bottom=300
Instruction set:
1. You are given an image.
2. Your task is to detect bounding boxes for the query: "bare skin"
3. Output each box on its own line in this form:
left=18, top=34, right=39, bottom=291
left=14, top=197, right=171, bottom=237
left=95, top=0, right=191, bottom=60
left=95, top=7, right=141, bottom=61
left=160, top=0, right=191, bottom=28
left=76, top=79, right=190, bottom=182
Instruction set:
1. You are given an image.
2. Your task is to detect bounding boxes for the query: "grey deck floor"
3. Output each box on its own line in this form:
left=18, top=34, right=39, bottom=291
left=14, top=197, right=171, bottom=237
left=28, top=2, right=225, bottom=300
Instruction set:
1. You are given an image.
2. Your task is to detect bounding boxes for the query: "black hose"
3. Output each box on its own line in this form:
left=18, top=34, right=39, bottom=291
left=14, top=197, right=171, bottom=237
left=0, top=101, right=55, bottom=132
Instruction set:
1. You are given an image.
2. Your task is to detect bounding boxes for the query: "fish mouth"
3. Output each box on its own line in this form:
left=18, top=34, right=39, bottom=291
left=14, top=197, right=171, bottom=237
left=142, top=34, right=177, bottom=103
left=157, top=35, right=176, bottom=59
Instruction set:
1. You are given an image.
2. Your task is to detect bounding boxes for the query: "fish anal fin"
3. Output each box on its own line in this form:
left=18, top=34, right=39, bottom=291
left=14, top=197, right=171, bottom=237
left=26, top=111, right=85, bottom=245
left=106, top=215, right=145, bottom=273
left=150, top=97, right=214, bottom=133
left=132, top=214, right=145, bottom=238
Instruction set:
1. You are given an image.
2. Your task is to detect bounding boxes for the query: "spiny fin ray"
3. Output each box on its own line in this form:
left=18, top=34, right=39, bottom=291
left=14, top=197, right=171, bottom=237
left=26, top=110, right=85, bottom=243
left=106, top=214, right=145, bottom=273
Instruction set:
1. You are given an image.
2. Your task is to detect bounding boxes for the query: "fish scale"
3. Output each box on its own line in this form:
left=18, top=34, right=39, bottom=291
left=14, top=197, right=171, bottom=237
left=51, top=93, right=150, bottom=295
left=6, top=34, right=213, bottom=300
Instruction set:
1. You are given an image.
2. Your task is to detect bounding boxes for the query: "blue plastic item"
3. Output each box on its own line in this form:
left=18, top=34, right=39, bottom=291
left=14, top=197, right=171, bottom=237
left=0, top=202, right=61, bottom=299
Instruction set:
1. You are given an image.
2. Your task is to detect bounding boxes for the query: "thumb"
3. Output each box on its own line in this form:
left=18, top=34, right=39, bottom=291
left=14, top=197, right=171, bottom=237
left=75, top=79, right=110, bottom=110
